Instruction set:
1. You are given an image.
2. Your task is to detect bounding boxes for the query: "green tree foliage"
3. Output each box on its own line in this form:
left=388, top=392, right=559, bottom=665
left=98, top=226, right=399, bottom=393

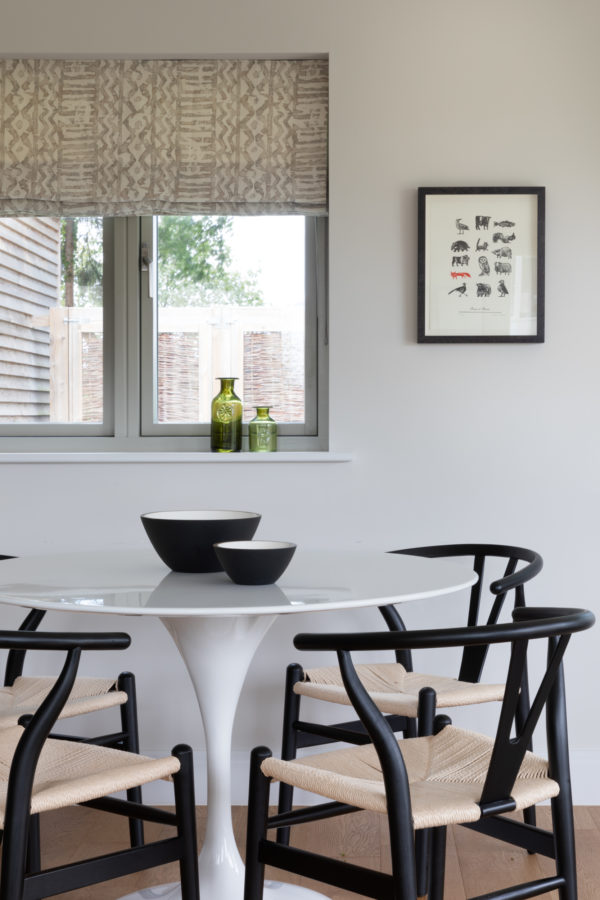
left=61, top=217, right=103, bottom=307
left=157, top=216, right=263, bottom=307
left=60, top=215, right=263, bottom=309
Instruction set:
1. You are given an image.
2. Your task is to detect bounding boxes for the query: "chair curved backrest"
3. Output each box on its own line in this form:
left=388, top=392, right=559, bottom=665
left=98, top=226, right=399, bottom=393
left=387, top=544, right=543, bottom=681
left=293, top=605, right=594, bottom=814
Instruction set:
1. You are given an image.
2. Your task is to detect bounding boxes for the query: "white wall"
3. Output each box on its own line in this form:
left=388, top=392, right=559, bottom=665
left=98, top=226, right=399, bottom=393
left=1, top=0, right=599, bottom=801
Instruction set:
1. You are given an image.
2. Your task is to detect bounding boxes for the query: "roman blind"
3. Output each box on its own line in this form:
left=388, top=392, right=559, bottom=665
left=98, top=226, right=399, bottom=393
left=0, top=58, right=328, bottom=217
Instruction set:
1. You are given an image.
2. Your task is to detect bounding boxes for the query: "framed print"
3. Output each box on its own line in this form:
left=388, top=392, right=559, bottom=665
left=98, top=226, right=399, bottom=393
left=417, top=187, right=545, bottom=342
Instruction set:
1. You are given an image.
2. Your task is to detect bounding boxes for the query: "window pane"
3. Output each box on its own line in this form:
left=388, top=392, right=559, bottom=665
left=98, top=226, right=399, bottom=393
left=154, top=215, right=305, bottom=424
left=0, top=216, right=103, bottom=424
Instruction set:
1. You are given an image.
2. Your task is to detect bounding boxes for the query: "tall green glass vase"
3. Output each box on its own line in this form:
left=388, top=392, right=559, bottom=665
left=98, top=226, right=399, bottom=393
left=249, top=406, right=277, bottom=452
left=211, top=377, right=242, bottom=453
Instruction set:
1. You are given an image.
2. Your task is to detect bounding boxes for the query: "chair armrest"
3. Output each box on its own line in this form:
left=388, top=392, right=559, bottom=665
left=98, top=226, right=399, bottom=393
left=0, top=630, right=131, bottom=652
left=293, top=608, right=594, bottom=653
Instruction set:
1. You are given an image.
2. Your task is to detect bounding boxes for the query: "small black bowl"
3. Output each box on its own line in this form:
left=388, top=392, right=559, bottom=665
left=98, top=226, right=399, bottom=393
left=213, top=540, right=296, bottom=585
left=141, top=510, right=261, bottom=573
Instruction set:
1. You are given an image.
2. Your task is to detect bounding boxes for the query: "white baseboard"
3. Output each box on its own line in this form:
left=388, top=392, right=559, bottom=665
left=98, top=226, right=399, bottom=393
left=137, top=748, right=600, bottom=806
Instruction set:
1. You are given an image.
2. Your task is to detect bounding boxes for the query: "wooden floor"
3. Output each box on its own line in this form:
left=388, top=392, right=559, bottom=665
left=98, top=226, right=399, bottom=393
left=36, top=805, right=600, bottom=899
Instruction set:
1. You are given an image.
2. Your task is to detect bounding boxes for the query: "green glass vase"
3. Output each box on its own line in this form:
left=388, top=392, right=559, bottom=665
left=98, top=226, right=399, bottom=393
left=249, top=406, right=277, bottom=452
left=211, top=377, right=242, bottom=452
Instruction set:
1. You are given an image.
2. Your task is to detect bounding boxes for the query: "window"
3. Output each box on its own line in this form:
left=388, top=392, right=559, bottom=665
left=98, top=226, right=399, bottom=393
left=0, top=214, right=327, bottom=451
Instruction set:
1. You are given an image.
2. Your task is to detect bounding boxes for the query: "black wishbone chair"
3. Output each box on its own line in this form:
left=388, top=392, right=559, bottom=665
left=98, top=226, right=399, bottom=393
left=277, top=543, right=542, bottom=892
left=0, top=554, right=144, bottom=852
left=0, top=628, right=199, bottom=900
left=245, top=606, right=594, bottom=900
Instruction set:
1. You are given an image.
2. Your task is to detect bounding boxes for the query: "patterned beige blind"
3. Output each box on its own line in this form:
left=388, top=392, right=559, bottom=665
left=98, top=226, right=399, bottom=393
left=0, top=58, right=328, bottom=216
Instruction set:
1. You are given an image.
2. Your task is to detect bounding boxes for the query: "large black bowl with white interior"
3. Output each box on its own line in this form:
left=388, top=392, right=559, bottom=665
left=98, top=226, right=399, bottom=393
left=141, top=510, right=261, bottom=573
left=213, top=540, right=296, bottom=585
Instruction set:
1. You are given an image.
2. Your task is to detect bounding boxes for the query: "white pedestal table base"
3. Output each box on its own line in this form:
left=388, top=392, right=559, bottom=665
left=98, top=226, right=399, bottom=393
left=118, top=614, right=327, bottom=900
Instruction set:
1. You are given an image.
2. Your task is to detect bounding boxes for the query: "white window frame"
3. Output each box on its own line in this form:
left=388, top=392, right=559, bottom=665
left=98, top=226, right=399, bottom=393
left=0, top=216, right=328, bottom=452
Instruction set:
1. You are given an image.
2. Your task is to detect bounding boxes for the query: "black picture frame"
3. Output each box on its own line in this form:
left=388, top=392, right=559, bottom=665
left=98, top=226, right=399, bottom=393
left=417, top=187, right=545, bottom=343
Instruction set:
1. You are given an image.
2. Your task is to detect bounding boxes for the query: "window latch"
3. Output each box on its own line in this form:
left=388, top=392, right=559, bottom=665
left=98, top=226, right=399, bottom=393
left=140, top=242, right=152, bottom=272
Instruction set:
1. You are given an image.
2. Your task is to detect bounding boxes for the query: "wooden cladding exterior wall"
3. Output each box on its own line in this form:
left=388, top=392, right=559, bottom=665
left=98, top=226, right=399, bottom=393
left=0, top=218, right=60, bottom=422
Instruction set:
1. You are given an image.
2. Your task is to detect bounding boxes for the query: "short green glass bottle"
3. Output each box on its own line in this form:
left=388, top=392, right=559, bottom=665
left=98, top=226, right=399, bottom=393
left=210, top=377, right=242, bottom=453
left=249, top=406, right=277, bottom=452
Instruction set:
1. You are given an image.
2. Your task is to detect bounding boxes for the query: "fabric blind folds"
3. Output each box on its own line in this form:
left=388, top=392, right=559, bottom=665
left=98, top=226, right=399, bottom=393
left=0, top=58, right=328, bottom=217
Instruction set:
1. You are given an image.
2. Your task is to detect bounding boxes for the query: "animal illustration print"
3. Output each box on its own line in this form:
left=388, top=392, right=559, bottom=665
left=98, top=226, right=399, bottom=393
left=439, top=206, right=522, bottom=312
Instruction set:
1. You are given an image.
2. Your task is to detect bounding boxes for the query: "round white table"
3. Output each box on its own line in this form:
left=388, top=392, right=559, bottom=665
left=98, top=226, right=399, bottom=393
left=0, top=548, right=476, bottom=900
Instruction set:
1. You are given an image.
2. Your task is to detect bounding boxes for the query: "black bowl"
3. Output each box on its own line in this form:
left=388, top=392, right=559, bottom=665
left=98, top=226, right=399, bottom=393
left=213, top=540, right=296, bottom=585
left=141, top=510, right=261, bottom=573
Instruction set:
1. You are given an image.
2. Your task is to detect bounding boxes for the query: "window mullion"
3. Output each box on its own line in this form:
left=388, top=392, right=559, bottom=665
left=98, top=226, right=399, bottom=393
left=139, top=216, right=163, bottom=436
left=110, top=218, right=128, bottom=438
left=125, top=217, right=142, bottom=438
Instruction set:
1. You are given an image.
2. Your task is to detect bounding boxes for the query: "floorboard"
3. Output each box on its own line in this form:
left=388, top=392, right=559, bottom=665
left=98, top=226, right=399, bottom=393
left=29, top=805, right=600, bottom=899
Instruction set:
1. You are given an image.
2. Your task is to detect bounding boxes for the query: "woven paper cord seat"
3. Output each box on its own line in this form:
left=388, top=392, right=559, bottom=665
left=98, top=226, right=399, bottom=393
left=296, top=663, right=505, bottom=717
left=0, top=676, right=127, bottom=728
left=263, top=724, right=558, bottom=830
left=0, top=724, right=180, bottom=824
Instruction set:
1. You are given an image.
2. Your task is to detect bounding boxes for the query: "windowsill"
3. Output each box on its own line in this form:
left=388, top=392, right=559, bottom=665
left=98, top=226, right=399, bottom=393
left=0, top=451, right=352, bottom=464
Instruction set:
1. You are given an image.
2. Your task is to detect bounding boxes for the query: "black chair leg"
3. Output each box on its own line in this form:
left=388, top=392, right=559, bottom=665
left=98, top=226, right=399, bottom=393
left=415, top=687, right=436, bottom=897
left=118, top=671, right=145, bottom=847
left=414, top=831, right=429, bottom=898
left=25, top=813, right=41, bottom=873
left=547, top=643, right=577, bottom=900
left=404, top=717, right=418, bottom=739
left=277, top=664, right=303, bottom=845
left=245, top=747, right=272, bottom=900
left=0, top=788, right=30, bottom=900
left=428, top=826, right=447, bottom=900
left=551, top=789, right=577, bottom=900
left=523, top=805, right=537, bottom=827
left=172, top=744, right=200, bottom=900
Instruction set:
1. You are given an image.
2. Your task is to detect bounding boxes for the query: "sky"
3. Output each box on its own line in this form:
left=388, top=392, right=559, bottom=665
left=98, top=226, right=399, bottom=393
left=229, top=216, right=305, bottom=309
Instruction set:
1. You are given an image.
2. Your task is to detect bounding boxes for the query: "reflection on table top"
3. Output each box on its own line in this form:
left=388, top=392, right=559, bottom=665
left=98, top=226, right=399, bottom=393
left=0, top=548, right=477, bottom=618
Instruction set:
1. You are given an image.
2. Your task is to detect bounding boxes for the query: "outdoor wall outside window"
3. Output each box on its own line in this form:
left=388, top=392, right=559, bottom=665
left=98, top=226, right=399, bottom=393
left=0, top=216, right=112, bottom=436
